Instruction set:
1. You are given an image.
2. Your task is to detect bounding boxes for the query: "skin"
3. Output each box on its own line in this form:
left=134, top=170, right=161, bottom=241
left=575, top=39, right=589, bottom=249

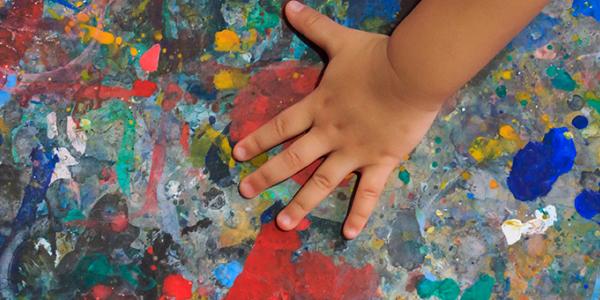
left=233, top=0, right=550, bottom=239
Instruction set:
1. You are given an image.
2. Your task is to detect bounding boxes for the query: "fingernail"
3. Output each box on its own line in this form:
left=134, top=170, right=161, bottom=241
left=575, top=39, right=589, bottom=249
left=234, top=145, right=246, bottom=160
left=278, top=213, right=292, bottom=228
left=345, top=227, right=358, bottom=239
left=287, top=1, right=305, bottom=13
left=239, top=181, right=254, bottom=198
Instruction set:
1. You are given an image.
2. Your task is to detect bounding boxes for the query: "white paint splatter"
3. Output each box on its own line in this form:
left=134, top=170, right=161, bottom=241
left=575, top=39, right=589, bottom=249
left=51, top=147, right=78, bottom=184
left=67, top=116, right=87, bottom=154
left=501, top=205, right=557, bottom=245
left=47, top=112, right=58, bottom=139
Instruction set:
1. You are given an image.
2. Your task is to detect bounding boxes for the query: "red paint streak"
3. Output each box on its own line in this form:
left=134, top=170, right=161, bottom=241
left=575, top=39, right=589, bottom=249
left=132, top=116, right=167, bottom=218
left=88, top=284, right=113, bottom=300
left=0, top=0, right=44, bottom=67
left=147, top=246, right=155, bottom=255
left=226, top=223, right=379, bottom=299
left=110, top=213, right=129, bottom=232
left=180, top=122, right=190, bottom=155
left=13, top=79, right=157, bottom=107
left=161, top=274, right=193, bottom=300
left=140, top=44, right=161, bottom=72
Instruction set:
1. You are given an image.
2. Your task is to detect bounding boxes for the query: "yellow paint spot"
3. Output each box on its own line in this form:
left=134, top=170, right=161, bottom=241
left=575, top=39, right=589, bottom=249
left=155, top=92, right=164, bottom=107
left=371, top=238, right=385, bottom=250
left=115, top=37, right=123, bottom=45
left=489, top=179, right=499, bottom=189
left=154, top=31, right=163, bottom=41
left=501, top=70, right=513, bottom=80
left=426, top=226, right=435, bottom=234
left=292, top=72, right=300, bottom=79
left=200, top=53, right=213, bottom=62
left=461, top=171, right=472, bottom=180
left=540, top=114, right=552, bottom=129
left=0, top=118, right=8, bottom=134
left=201, top=124, right=236, bottom=168
left=440, top=180, right=448, bottom=190
left=468, top=137, right=501, bottom=162
left=241, top=29, right=258, bottom=50
left=130, top=47, right=139, bottom=56
left=80, top=24, right=115, bottom=44
left=215, top=29, right=241, bottom=52
left=132, top=0, right=151, bottom=17
left=47, top=8, right=63, bottom=20
left=213, top=69, right=249, bottom=90
left=435, top=209, right=444, bottom=218
left=563, top=131, right=574, bottom=140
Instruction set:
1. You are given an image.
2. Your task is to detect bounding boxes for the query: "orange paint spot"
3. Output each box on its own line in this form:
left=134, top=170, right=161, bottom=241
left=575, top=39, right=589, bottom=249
left=489, top=179, right=499, bottom=189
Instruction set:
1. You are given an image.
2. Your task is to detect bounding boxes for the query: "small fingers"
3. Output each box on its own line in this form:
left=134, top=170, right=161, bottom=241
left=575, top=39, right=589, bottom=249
left=343, top=165, right=393, bottom=239
left=239, top=130, right=329, bottom=198
left=233, top=96, right=315, bottom=161
left=277, top=154, right=356, bottom=230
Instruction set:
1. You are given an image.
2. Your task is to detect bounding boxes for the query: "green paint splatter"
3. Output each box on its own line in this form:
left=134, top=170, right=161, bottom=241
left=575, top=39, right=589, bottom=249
left=434, top=136, right=442, bottom=144
left=432, top=161, right=439, bottom=168
left=74, top=254, right=114, bottom=289
left=520, top=99, right=528, bottom=107
left=417, top=278, right=460, bottom=300
left=63, top=209, right=85, bottom=222
left=461, top=274, right=495, bottom=300
left=246, top=4, right=280, bottom=34
left=546, top=66, right=577, bottom=91
left=84, top=101, right=136, bottom=196
left=399, top=169, right=410, bottom=184
left=495, top=85, right=507, bottom=98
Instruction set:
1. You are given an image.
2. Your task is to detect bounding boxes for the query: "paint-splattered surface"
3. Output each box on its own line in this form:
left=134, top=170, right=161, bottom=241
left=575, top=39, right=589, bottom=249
left=0, top=0, right=599, bottom=299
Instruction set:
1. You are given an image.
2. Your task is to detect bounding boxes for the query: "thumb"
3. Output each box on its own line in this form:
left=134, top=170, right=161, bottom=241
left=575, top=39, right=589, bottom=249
left=285, top=1, right=347, bottom=56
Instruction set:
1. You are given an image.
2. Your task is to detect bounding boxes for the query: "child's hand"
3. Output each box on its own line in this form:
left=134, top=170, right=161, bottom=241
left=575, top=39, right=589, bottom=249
left=233, top=1, right=440, bottom=239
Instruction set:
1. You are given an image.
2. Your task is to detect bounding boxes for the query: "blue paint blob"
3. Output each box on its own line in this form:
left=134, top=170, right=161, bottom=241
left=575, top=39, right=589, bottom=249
left=466, top=192, right=475, bottom=200
left=344, top=0, right=400, bottom=29
left=260, top=200, right=284, bottom=224
left=511, top=13, right=560, bottom=51
left=6, top=74, right=17, bottom=88
left=0, top=90, right=10, bottom=108
left=572, top=115, right=589, bottom=129
left=507, top=127, right=576, bottom=201
left=573, top=0, right=600, bottom=22
left=574, top=190, right=600, bottom=224
left=0, top=134, right=3, bottom=146
left=13, top=147, right=59, bottom=229
left=213, top=261, right=243, bottom=288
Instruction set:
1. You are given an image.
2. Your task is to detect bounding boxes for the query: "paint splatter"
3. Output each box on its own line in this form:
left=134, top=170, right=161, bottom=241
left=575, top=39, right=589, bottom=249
left=507, top=127, right=576, bottom=201
left=574, top=190, right=600, bottom=224
left=213, top=261, right=243, bottom=288
left=140, top=44, right=161, bottom=72
left=501, top=205, right=558, bottom=245
left=572, top=0, right=600, bottom=22
left=416, top=277, right=460, bottom=300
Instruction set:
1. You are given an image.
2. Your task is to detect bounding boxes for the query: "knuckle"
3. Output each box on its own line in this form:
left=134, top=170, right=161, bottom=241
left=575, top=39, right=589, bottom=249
left=359, top=187, right=380, bottom=201
left=273, top=116, right=288, bottom=139
left=311, top=172, right=334, bottom=191
left=284, top=148, right=304, bottom=169
left=351, top=210, right=371, bottom=224
left=304, top=12, right=324, bottom=30
left=256, top=169, right=275, bottom=186
left=290, top=200, right=310, bottom=214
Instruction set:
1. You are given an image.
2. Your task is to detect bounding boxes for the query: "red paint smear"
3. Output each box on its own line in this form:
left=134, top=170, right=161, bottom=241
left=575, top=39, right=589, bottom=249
left=180, top=122, right=190, bottom=155
left=230, top=61, right=323, bottom=185
left=132, top=140, right=165, bottom=218
left=147, top=246, right=155, bottom=255
left=162, top=82, right=183, bottom=111
left=161, top=274, right=193, bottom=300
left=230, top=61, right=321, bottom=141
left=89, top=284, right=113, bottom=300
left=295, top=218, right=311, bottom=231
left=0, top=0, right=44, bottom=67
left=110, top=213, right=129, bottom=232
left=226, top=223, right=379, bottom=299
left=140, top=44, right=161, bottom=72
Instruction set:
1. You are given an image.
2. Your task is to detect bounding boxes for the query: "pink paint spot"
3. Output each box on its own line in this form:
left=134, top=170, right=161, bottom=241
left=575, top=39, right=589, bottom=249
left=110, top=213, right=129, bottom=232
left=140, top=44, right=161, bottom=72
left=226, top=223, right=379, bottom=299
left=89, top=284, right=113, bottom=300
left=161, top=274, right=193, bottom=300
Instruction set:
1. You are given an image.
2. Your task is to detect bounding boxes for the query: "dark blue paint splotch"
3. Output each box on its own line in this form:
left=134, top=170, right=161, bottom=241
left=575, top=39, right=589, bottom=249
left=507, top=127, right=576, bottom=201
left=575, top=190, right=600, bottom=224
left=511, top=13, right=560, bottom=51
left=13, top=147, right=58, bottom=229
left=343, top=0, right=401, bottom=29
left=573, top=0, right=600, bottom=22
